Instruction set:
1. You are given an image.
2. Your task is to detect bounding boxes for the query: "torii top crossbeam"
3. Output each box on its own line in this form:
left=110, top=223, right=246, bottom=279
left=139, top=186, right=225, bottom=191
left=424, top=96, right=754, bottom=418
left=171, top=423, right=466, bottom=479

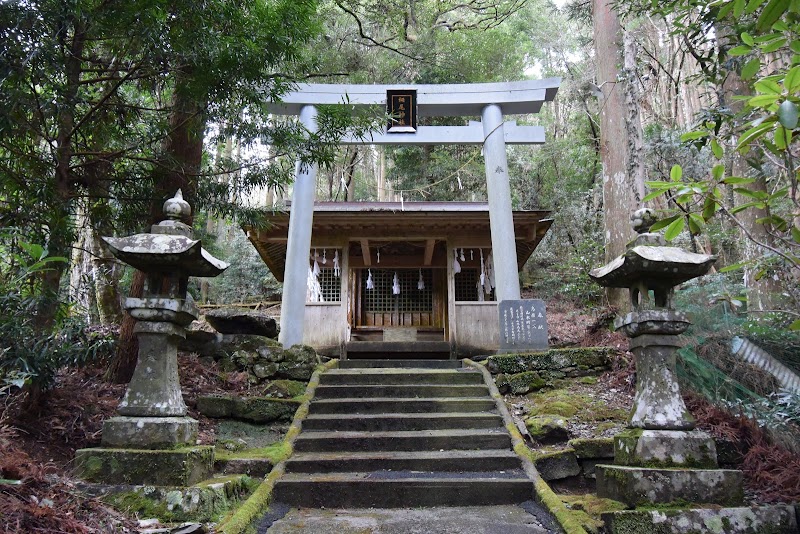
left=269, top=79, right=561, bottom=116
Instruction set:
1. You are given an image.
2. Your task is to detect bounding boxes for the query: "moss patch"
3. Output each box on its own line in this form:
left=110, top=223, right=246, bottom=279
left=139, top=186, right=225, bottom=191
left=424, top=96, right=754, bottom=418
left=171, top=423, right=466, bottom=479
left=508, top=371, right=547, bottom=395
left=261, top=379, right=307, bottom=399
left=104, top=475, right=256, bottom=523
left=561, top=493, right=628, bottom=533
left=526, top=388, right=628, bottom=423
left=487, top=347, right=614, bottom=375
left=75, top=446, right=213, bottom=486
left=216, top=441, right=291, bottom=464
left=568, top=438, right=614, bottom=459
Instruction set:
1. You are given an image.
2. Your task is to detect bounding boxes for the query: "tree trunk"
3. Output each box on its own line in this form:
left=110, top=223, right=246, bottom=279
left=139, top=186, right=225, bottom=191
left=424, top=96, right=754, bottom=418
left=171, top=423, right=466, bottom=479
left=106, top=82, right=206, bottom=383
left=104, top=270, right=144, bottom=383
left=91, top=227, right=122, bottom=324
left=718, top=26, right=783, bottom=312
left=592, top=0, right=645, bottom=311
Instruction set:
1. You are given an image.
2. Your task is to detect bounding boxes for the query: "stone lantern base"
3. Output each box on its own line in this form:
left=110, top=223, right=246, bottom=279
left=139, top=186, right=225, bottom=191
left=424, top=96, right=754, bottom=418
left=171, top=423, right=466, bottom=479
left=100, top=415, right=198, bottom=449
left=74, top=446, right=213, bottom=486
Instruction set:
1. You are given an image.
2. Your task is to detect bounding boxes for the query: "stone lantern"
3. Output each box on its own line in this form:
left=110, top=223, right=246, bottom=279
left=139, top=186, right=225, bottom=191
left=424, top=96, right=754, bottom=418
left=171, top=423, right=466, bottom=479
left=76, top=191, right=228, bottom=486
left=588, top=209, right=743, bottom=508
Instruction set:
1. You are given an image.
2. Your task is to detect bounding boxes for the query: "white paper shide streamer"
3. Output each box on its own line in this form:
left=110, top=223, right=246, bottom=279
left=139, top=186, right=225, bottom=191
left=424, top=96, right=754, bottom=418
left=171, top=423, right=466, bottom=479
left=392, top=271, right=401, bottom=295
left=417, top=268, right=425, bottom=290
left=307, top=265, right=323, bottom=302
left=452, top=249, right=461, bottom=274
left=333, top=250, right=340, bottom=276
left=366, top=268, right=374, bottom=290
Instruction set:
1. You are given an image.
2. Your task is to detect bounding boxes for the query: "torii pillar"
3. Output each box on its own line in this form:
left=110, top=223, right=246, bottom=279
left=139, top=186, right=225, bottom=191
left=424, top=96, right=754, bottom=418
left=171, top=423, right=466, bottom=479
left=482, top=103, right=521, bottom=302
left=279, top=105, right=318, bottom=347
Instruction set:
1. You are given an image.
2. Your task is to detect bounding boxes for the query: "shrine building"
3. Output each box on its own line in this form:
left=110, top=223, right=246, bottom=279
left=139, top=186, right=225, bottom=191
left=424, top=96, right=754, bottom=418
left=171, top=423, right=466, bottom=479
left=247, top=201, right=551, bottom=357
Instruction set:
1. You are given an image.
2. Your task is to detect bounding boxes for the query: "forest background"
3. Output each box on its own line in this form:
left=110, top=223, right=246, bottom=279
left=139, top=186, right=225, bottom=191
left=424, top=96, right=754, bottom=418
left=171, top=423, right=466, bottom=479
left=1, top=0, right=798, bottom=415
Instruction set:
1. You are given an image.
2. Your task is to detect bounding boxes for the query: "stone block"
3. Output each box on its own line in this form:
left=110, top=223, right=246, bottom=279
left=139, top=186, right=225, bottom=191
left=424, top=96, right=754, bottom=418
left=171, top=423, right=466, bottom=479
left=103, top=474, right=254, bottom=523
left=602, top=505, right=798, bottom=534
left=215, top=457, right=273, bottom=478
left=101, top=416, right=198, bottom=449
left=206, top=308, right=278, bottom=338
left=580, top=459, right=604, bottom=479
left=596, top=465, right=744, bottom=507
left=614, top=429, right=717, bottom=468
left=569, top=437, right=614, bottom=459
left=534, top=449, right=580, bottom=481
left=508, top=371, right=547, bottom=395
left=75, top=446, right=214, bottom=486
left=486, top=347, right=613, bottom=375
left=383, top=328, right=417, bottom=342
left=196, top=395, right=237, bottom=418
left=232, top=396, right=301, bottom=423
left=196, top=394, right=300, bottom=423
left=525, top=415, right=569, bottom=444
left=262, top=379, right=307, bottom=399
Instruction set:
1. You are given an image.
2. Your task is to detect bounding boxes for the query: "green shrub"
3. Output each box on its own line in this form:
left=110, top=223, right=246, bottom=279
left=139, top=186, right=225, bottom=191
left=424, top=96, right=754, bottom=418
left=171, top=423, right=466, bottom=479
left=0, top=232, right=113, bottom=398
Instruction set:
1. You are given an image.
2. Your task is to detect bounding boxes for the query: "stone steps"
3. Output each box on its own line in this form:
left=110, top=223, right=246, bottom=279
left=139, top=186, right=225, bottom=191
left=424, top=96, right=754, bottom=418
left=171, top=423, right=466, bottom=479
left=339, top=359, right=462, bottom=369
left=273, top=474, right=533, bottom=508
left=293, top=428, right=512, bottom=453
left=308, top=396, right=497, bottom=414
left=272, top=359, right=533, bottom=508
left=284, top=449, right=522, bottom=473
left=314, top=384, right=490, bottom=399
left=320, top=369, right=484, bottom=385
left=302, top=411, right=503, bottom=431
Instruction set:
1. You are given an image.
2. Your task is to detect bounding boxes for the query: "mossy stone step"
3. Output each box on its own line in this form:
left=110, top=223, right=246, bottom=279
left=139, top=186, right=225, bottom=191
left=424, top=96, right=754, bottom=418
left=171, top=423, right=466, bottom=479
left=320, top=369, right=483, bottom=385
left=272, top=473, right=533, bottom=508
left=292, top=428, right=511, bottom=453
left=284, top=449, right=522, bottom=473
left=313, top=384, right=489, bottom=399
left=302, top=412, right=502, bottom=431
left=339, top=359, right=462, bottom=369
left=308, top=397, right=496, bottom=414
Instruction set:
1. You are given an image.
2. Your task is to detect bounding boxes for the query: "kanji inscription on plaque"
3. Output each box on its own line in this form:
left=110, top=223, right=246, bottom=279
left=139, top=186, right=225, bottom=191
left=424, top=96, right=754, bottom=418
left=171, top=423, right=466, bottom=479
left=499, top=299, right=548, bottom=352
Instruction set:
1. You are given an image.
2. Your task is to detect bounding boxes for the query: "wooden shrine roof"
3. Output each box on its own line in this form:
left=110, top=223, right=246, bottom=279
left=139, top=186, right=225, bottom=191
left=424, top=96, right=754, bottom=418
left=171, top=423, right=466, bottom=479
left=246, top=202, right=552, bottom=282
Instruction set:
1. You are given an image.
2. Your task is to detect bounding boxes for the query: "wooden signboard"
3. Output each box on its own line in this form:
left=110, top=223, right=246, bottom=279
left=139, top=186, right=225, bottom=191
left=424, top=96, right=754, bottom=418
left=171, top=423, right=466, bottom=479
left=387, top=89, right=417, bottom=133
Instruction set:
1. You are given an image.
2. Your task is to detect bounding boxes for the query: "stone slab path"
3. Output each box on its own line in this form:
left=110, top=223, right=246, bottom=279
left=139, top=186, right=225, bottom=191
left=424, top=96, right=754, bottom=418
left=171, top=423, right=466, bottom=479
left=260, top=502, right=559, bottom=533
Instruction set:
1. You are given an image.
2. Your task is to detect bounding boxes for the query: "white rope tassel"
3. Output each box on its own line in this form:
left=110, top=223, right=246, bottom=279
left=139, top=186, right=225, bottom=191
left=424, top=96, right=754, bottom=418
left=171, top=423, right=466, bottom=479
left=486, top=251, right=495, bottom=289
left=479, top=248, right=486, bottom=287
left=470, top=249, right=474, bottom=261
left=452, top=249, right=461, bottom=274
left=312, top=249, right=321, bottom=276
left=459, top=248, right=465, bottom=262
left=307, top=266, right=323, bottom=302
left=392, top=271, right=401, bottom=295
left=418, top=268, right=425, bottom=290
left=366, top=268, right=374, bottom=290
left=322, top=249, right=327, bottom=264
left=333, top=250, right=340, bottom=276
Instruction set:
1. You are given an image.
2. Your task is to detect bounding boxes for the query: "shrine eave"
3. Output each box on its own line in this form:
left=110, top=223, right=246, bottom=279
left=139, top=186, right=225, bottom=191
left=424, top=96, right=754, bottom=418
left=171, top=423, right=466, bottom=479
left=246, top=202, right=553, bottom=282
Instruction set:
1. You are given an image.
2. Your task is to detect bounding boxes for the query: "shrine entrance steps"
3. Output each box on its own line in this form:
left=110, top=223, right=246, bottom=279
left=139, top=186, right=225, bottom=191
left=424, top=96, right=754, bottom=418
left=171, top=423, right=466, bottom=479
left=272, top=359, right=533, bottom=508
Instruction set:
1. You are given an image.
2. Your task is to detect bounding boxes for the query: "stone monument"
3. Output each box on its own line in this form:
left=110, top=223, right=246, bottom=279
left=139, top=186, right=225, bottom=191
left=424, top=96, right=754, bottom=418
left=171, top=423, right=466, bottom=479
left=75, top=191, right=228, bottom=486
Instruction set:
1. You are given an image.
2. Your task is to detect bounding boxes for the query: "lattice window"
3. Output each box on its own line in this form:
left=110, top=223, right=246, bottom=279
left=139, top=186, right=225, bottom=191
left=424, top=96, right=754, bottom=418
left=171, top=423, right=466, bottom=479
left=363, top=269, right=433, bottom=312
left=316, top=267, right=341, bottom=302
left=455, top=269, right=495, bottom=302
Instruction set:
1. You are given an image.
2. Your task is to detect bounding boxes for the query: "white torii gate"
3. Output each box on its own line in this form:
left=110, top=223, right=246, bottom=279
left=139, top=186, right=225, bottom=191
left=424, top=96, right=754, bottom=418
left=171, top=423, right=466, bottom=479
left=271, top=79, right=561, bottom=347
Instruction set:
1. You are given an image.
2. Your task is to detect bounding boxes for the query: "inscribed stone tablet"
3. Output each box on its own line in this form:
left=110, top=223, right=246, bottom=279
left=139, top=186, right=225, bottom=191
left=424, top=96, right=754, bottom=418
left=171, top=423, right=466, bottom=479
left=498, top=299, right=548, bottom=352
